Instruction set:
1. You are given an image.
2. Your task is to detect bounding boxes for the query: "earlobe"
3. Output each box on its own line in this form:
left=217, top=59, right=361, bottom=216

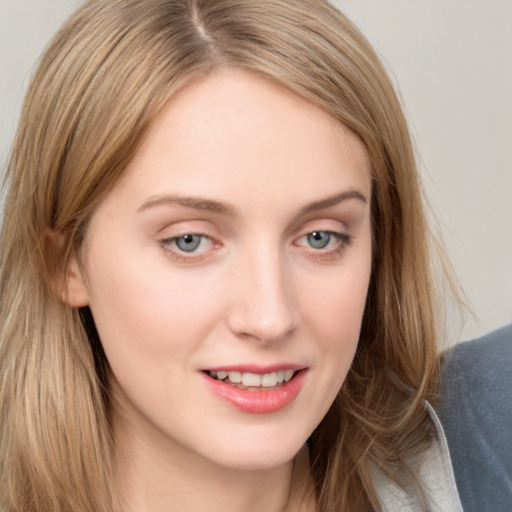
left=43, top=229, right=90, bottom=307
left=64, top=255, right=90, bottom=307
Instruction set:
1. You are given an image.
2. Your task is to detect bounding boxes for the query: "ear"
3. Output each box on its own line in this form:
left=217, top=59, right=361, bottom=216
left=64, top=254, right=90, bottom=307
left=43, top=230, right=90, bottom=307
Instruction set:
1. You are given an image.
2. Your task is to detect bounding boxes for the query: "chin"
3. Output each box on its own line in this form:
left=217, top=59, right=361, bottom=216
left=213, top=448, right=301, bottom=472
left=196, top=424, right=311, bottom=471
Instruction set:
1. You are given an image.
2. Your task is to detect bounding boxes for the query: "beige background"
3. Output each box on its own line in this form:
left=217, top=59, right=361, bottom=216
left=1, top=0, right=511, bottom=343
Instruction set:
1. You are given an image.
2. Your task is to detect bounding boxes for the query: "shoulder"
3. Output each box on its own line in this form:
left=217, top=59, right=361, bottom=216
left=438, top=324, right=512, bottom=512
left=439, top=324, right=512, bottom=428
left=371, top=402, right=463, bottom=512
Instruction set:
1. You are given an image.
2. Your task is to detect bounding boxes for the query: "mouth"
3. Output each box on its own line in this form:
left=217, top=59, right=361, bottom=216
left=205, top=369, right=297, bottom=390
left=201, top=366, right=307, bottom=413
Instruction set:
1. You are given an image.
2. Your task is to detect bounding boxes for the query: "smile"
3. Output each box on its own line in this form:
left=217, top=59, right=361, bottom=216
left=206, top=369, right=296, bottom=389
left=201, top=367, right=307, bottom=413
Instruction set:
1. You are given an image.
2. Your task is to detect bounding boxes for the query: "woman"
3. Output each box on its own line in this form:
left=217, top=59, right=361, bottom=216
left=0, top=1, right=462, bottom=511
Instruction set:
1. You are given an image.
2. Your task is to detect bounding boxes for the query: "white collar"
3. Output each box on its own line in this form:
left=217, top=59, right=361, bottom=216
left=371, top=402, right=464, bottom=512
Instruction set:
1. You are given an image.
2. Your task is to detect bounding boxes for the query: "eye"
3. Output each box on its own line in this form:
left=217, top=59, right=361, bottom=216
left=174, top=234, right=204, bottom=252
left=307, top=231, right=332, bottom=249
left=298, top=230, right=350, bottom=250
left=160, top=233, right=216, bottom=261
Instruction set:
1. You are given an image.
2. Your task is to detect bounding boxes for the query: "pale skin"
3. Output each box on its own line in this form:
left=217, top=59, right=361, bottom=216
left=65, top=70, right=373, bottom=512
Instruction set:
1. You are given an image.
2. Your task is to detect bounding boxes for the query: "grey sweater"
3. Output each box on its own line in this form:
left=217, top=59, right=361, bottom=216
left=439, top=324, right=512, bottom=512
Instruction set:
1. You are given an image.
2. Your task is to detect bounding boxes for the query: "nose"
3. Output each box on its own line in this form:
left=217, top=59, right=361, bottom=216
left=226, top=246, right=299, bottom=344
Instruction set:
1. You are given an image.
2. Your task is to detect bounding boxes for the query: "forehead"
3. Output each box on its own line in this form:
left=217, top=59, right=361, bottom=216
left=103, top=69, right=371, bottom=214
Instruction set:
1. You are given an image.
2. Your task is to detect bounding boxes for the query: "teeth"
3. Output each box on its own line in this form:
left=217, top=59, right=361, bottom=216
left=211, top=369, right=297, bottom=387
left=283, top=369, right=294, bottom=382
left=227, top=371, right=242, bottom=383
left=242, top=373, right=262, bottom=387
left=261, top=372, right=278, bottom=387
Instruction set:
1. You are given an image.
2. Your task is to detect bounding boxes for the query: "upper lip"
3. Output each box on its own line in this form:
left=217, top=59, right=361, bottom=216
left=201, top=363, right=306, bottom=374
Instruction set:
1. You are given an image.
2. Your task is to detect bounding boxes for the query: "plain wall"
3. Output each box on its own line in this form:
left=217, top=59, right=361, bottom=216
left=1, top=0, right=511, bottom=344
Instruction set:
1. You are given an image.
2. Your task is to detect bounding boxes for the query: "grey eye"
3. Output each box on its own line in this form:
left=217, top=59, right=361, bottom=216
left=307, top=231, right=331, bottom=249
left=174, top=234, right=202, bottom=252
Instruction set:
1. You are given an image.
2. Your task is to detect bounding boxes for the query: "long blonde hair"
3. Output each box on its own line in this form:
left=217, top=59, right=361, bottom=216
left=0, top=1, right=439, bottom=510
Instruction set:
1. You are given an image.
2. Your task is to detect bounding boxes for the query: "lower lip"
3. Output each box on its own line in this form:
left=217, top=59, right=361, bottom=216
left=201, top=370, right=307, bottom=414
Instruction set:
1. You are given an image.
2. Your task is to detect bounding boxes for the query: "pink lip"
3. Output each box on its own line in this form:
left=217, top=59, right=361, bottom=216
left=201, top=368, right=308, bottom=414
left=203, top=363, right=305, bottom=374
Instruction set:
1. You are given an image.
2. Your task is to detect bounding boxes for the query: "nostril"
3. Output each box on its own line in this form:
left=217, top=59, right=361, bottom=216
left=225, top=257, right=299, bottom=343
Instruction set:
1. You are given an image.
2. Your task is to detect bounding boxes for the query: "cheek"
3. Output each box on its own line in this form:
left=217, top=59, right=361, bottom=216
left=309, top=285, right=366, bottom=372
left=302, top=262, right=371, bottom=345
left=299, top=257, right=371, bottom=392
left=84, top=252, right=223, bottom=374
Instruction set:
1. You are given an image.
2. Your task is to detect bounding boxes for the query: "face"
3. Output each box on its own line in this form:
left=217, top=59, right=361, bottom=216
left=69, top=70, right=372, bottom=471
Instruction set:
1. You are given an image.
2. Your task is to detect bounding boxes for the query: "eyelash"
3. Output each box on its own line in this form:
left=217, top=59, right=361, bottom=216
left=295, top=231, right=352, bottom=260
left=159, top=230, right=352, bottom=263
left=159, top=234, right=216, bottom=263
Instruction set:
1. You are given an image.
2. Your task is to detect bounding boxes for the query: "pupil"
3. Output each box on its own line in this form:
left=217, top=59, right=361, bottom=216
left=308, top=231, right=330, bottom=249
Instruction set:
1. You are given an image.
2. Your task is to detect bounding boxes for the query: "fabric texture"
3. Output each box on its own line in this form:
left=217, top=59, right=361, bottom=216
left=438, top=324, right=512, bottom=512
left=372, top=403, right=463, bottom=512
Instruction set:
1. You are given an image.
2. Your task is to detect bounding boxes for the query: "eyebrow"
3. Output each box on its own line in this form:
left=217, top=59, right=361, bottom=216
left=137, top=195, right=235, bottom=215
left=137, top=188, right=367, bottom=216
left=299, top=189, right=368, bottom=215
